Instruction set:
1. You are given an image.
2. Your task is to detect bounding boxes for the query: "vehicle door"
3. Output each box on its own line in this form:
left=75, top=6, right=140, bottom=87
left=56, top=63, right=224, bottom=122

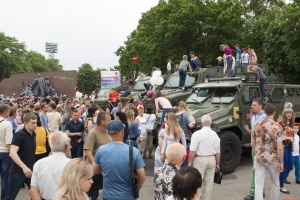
left=239, top=85, right=260, bottom=145
left=269, top=86, right=285, bottom=122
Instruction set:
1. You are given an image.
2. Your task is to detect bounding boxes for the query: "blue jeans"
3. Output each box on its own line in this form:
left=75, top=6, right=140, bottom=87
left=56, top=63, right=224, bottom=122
left=0, top=153, right=11, bottom=200
left=160, top=108, right=172, bottom=124
left=236, top=60, right=241, bottom=67
left=4, top=173, right=31, bottom=200
left=70, top=140, right=83, bottom=158
left=226, top=56, right=233, bottom=77
left=285, top=155, right=300, bottom=181
left=260, top=79, right=267, bottom=99
left=179, top=69, right=186, bottom=88
left=167, top=70, right=171, bottom=75
left=125, top=140, right=138, bottom=149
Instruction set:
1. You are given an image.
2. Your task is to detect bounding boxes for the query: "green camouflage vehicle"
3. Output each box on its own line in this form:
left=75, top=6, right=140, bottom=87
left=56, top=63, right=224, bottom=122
left=141, top=67, right=225, bottom=117
left=94, top=84, right=130, bottom=108
left=185, top=64, right=300, bottom=174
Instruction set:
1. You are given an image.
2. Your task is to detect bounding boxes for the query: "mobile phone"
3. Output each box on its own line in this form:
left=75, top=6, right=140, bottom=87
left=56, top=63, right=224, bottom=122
left=243, top=121, right=247, bottom=126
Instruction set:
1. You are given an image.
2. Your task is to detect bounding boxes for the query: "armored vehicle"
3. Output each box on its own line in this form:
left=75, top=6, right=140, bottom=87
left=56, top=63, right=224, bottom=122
left=141, top=67, right=225, bottom=118
left=185, top=64, right=300, bottom=174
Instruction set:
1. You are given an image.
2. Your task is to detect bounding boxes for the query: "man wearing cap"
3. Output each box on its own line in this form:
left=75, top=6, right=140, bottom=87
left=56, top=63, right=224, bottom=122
left=92, top=120, right=146, bottom=200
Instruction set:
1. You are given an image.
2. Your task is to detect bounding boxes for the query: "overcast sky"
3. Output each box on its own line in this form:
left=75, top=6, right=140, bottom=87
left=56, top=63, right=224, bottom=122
left=0, top=0, right=159, bottom=71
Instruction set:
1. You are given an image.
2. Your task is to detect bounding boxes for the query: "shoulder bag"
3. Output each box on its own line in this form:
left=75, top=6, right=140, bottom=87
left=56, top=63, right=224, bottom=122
left=43, top=127, right=51, bottom=155
left=128, top=135, right=139, bottom=198
left=214, top=170, right=223, bottom=184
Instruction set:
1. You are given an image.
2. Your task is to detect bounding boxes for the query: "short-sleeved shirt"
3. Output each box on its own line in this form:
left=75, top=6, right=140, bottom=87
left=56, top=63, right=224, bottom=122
left=83, top=126, right=112, bottom=157
left=7, top=117, right=17, bottom=134
left=39, top=113, right=48, bottom=129
left=31, top=152, right=70, bottom=200
left=253, top=118, right=283, bottom=165
left=241, top=53, right=249, bottom=64
left=0, top=117, right=13, bottom=152
left=109, top=91, right=119, bottom=103
left=11, top=128, right=36, bottom=174
left=154, top=162, right=179, bottom=200
left=65, top=120, right=84, bottom=140
left=235, top=48, right=241, bottom=60
left=47, top=112, right=62, bottom=132
left=190, top=126, right=220, bottom=156
left=94, top=142, right=145, bottom=200
left=175, top=113, right=191, bottom=134
left=179, top=60, right=189, bottom=71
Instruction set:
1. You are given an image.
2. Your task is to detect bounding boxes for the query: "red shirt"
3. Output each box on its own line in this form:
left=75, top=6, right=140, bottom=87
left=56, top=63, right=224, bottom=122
left=109, top=91, right=119, bottom=102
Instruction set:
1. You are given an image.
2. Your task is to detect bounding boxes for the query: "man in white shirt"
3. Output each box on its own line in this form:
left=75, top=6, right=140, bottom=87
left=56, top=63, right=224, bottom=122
left=167, top=59, right=172, bottom=75
left=29, top=131, right=71, bottom=200
left=47, top=102, right=62, bottom=132
left=0, top=104, right=13, bottom=200
left=188, top=115, right=220, bottom=200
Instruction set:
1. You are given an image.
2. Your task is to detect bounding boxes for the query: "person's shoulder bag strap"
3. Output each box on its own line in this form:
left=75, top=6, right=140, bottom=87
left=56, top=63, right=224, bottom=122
left=128, top=136, right=139, bottom=198
left=43, top=127, right=51, bottom=154
left=146, top=114, right=151, bottom=122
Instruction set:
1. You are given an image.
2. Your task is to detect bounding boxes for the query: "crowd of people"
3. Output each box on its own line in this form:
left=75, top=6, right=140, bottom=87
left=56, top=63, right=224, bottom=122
left=243, top=99, right=300, bottom=200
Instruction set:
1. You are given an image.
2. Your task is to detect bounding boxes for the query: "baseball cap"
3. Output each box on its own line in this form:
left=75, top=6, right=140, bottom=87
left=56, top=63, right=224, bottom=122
left=242, top=48, right=247, bottom=51
left=128, top=87, right=132, bottom=90
left=107, top=120, right=125, bottom=134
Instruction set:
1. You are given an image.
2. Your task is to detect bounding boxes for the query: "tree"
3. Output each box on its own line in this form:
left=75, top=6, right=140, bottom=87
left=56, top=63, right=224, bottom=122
left=77, top=63, right=102, bottom=95
left=46, top=58, right=63, bottom=72
left=24, top=51, right=63, bottom=72
left=0, top=32, right=27, bottom=81
left=115, top=0, right=249, bottom=77
left=260, top=3, right=300, bottom=83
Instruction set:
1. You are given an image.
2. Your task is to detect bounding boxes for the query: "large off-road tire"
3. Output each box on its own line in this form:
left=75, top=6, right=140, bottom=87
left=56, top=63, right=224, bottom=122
left=219, top=130, right=242, bottom=174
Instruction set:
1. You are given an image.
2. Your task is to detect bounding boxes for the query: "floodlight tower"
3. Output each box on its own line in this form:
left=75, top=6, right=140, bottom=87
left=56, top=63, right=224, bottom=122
left=45, top=42, right=58, bottom=58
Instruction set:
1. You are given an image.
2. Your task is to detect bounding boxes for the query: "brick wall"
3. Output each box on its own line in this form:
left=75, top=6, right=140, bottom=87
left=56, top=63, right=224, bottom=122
left=0, top=70, right=77, bottom=98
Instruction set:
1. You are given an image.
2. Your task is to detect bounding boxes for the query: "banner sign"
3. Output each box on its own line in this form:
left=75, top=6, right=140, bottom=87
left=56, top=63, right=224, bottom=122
left=101, top=71, right=120, bottom=87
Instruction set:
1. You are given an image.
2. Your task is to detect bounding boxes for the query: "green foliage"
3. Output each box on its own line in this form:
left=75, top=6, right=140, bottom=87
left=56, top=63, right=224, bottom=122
left=261, top=3, right=300, bottom=83
left=116, top=0, right=300, bottom=84
left=0, top=32, right=63, bottom=82
left=0, top=32, right=27, bottom=81
left=116, top=0, right=250, bottom=77
left=77, top=63, right=106, bottom=95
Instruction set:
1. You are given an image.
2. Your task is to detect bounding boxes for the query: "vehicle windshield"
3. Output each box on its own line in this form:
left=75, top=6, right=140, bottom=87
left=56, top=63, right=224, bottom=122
left=133, top=79, right=149, bottom=90
left=186, top=88, right=216, bottom=103
left=97, top=89, right=111, bottom=98
left=165, top=75, right=196, bottom=88
left=212, top=87, right=238, bottom=104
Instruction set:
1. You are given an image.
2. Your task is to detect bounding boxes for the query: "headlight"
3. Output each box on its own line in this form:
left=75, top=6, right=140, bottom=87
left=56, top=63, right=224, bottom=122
left=195, top=123, right=202, bottom=129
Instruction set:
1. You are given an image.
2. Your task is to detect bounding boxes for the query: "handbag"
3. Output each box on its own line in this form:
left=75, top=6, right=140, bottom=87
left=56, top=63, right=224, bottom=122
left=214, top=170, right=223, bottom=184
left=44, top=128, right=51, bottom=155
left=129, top=136, right=139, bottom=198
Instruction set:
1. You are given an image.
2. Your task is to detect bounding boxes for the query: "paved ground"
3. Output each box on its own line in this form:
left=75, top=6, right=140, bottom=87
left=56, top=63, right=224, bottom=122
left=12, top=151, right=300, bottom=200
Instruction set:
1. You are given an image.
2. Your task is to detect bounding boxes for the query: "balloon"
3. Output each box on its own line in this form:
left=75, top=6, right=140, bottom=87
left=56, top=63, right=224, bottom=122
left=132, top=57, right=138, bottom=63
left=147, top=90, right=154, bottom=98
left=150, top=76, right=158, bottom=85
left=153, top=70, right=161, bottom=77
left=157, top=77, right=164, bottom=86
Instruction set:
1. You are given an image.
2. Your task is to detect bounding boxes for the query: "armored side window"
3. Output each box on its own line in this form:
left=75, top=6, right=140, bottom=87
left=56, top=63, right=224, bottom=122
left=271, top=88, right=284, bottom=101
left=243, top=87, right=260, bottom=103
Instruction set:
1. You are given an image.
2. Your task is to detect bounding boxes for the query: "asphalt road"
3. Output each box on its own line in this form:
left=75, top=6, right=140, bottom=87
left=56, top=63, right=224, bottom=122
left=11, top=151, right=300, bottom=200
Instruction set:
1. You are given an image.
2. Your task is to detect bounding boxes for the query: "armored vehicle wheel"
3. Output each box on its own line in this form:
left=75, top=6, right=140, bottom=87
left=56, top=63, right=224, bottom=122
left=219, top=130, right=241, bottom=174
